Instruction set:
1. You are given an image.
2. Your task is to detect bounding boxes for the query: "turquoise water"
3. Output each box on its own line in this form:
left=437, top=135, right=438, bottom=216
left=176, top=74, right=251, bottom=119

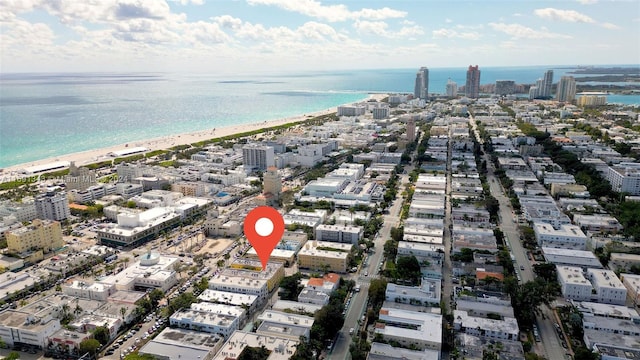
left=1, top=66, right=638, bottom=168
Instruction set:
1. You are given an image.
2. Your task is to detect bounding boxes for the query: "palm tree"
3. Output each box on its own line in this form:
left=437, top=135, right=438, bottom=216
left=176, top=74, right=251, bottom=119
left=120, top=307, right=127, bottom=322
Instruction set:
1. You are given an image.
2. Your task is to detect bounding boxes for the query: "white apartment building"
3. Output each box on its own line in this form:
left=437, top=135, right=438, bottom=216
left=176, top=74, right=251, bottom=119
left=315, top=224, right=363, bottom=245
left=169, top=309, right=239, bottom=339
left=587, top=269, right=627, bottom=305
left=606, top=165, right=640, bottom=195
left=242, top=144, right=275, bottom=171
left=257, top=310, right=314, bottom=342
left=35, top=191, right=70, bottom=221
left=453, top=310, right=519, bottom=341
left=208, top=275, right=268, bottom=302
left=397, top=242, right=444, bottom=262
left=533, top=222, right=588, bottom=250
left=374, top=308, right=442, bottom=351
left=385, top=279, right=441, bottom=307
left=556, top=266, right=593, bottom=301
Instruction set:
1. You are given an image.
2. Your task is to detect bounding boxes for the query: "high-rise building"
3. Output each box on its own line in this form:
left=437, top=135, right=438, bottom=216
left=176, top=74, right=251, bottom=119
left=446, top=78, right=458, bottom=98
left=556, top=76, right=577, bottom=103
left=542, top=70, right=554, bottom=98
left=414, top=67, right=429, bottom=100
left=406, top=118, right=416, bottom=143
left=242, top=144, right=275, bottom=171
left=465, top=65, right=480, bottom=98
left=495, top=80, right=515, bottom=95
left=35, top=191, right=70, bottom=221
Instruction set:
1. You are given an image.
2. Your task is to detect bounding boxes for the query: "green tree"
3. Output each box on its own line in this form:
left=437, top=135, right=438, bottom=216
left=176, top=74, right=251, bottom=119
left=533, top=263, right=558, bottom=282
left=395, top=256, right=422, bottom=285
left=573, top=346, right=600, bottom=360
left=79, top=339, right=101, bottom=357
left=368, top=279, right=387, bottom=312
left=5, top=351, right=20, bottom=360
left=149, top=288, right=165, bottom=308
left=124, top=354, right=157, bottom=360
left=237, top=345, right=271, bottom=360
left=279, top=273, right=303, bottom=301
left=92, top=326, right=110, bottom=345
left=168, top=292, right=198, bottom=314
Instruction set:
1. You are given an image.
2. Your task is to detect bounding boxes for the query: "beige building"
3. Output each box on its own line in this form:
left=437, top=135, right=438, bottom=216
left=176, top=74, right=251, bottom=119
left=297, top=241, right=352, bottom=273
left=261, top=166, right=282, bottom=207
left=6, top=219, right=63, bottom=254
left=171, top=182, right=205, bottom=197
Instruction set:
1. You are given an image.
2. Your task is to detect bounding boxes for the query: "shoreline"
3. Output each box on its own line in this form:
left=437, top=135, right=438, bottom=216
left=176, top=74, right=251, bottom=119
left=2, top=93, right=387, bottom=177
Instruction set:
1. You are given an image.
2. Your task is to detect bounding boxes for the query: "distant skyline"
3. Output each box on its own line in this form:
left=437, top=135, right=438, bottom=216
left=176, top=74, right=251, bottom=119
left=1, top=0, right=639, bottom=74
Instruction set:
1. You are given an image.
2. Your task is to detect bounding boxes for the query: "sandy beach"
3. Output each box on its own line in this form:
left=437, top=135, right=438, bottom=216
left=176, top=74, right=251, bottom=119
left=2, top=93, right=387, bottom=177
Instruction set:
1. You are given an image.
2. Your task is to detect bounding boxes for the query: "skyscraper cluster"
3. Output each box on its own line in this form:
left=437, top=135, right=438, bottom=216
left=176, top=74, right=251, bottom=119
left=465, top=65, right=480, bottom=98
left=414, top=67, right=429, bottom=100
left=529, top=70, right=554, bottom=99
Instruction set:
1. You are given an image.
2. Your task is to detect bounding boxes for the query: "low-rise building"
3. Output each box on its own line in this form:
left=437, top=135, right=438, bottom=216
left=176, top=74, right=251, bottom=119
left=169, top=309, right=240, bottom=339
left=0, top=310, right=61, bottom=349
left=557, top=266, right=593, bottom=301
left=62, top=281, right=116, bottom=301
left=297, top=240, right=352, bottom=273
left=621, top=273, right=640, bottom=306
left=256, top=310, right=314, bottom=342
left=385, top=279, right=441, bottom=307
left=609, top=253, right=640, bottom=273
left=226, top=259, right=285, bottom=293
left=542, top=247, right=603, bottom=269
left=367, top=342, right=441, bottom=360
left=208, top=275, right=268, bottom=302
left=96, top=207, right=181, bottom=248
left=315, top=224, right=363, bottom=245
left=212, top=330, right=299, bottom=360
left=453, top=310, right=519, bottom=341
left=533, top=222, right=588, bottom=250
left=587, top=269, right=627, bottom=305
left=99, top=252, right=178, bottom=292
left=374, top=308, right=442, bottom=351
left=139, top=328, right=224, bottom=360
left=197, top=290, right=258, bottom=311
left=573, top=214, right=623, bottom=234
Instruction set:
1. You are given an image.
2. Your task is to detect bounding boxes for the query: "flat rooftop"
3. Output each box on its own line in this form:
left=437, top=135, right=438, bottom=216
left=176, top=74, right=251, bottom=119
left=212, top=330, right=299, bottom=360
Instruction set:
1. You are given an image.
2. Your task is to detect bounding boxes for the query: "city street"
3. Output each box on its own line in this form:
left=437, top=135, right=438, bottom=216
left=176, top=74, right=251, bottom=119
left=471, top=117, right=570, bottom=360
left=328, top=165, right=408, bottom=360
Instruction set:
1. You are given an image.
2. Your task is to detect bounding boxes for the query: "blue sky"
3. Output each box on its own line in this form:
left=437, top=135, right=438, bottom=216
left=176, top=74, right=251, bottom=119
left=1, top=0, right=638, bottom=74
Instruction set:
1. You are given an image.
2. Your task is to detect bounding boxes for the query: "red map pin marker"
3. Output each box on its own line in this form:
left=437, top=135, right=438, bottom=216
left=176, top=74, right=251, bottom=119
left=244, top=206, right=285, bottom=270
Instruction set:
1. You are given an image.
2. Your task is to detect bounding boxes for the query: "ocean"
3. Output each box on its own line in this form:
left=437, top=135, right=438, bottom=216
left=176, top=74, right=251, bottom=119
left=1, top=65, right=639, bottom=168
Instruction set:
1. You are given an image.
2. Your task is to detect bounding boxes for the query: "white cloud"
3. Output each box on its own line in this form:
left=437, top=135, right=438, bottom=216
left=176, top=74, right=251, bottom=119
left=534, top=8, right=594, bottom=23
left=246, top=0, right=406, bottom=22
left=600, top=22, right=620, bottom=30
left=445, top=18, right=452, bottom=23
left=432, top=28, right=480, bottom=40
left=576, top=0, right=597, bottom=4
left=354, top=20, right=423, bottom=39
left=489, top=22, right=572, bottom=39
